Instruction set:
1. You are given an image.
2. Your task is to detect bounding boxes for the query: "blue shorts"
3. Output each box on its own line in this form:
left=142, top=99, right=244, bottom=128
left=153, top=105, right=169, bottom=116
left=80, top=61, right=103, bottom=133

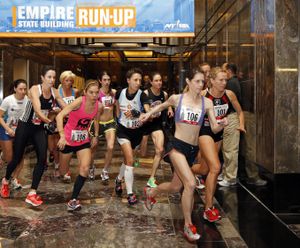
left=0, top=126, right=12, bottom=141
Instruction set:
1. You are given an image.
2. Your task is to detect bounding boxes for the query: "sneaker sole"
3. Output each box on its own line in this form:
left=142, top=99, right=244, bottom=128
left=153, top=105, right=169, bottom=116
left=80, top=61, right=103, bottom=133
left=146, top=183, right=157, bottom=188
left=25, top=199, right=43, bottom=207
left=101, top=176, right=109, bottom=181
left=183, top=232, right=201, bottom=242
left=67, top=205, right=82, bottom=211
left=143, top=188, right=154, bottom=211
left=203, top=214, right=221, bottom=223
left=128, top=199, right=138, bottom=205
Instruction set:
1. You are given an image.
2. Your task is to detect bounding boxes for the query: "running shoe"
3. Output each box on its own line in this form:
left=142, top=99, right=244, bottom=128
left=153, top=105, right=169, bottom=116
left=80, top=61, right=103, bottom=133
left=203, top=206, right=221, bottom=222
left=1, top=179, right=10, bottom=198
left=49, top=152, right=54, bottom=163
left=100, top=169, right=109, bottom=181
left=25, top=193, right=43, bottom=206
left=217, top=173, right=223, bottom=181
left=195, top=175, right=205, bottom=189
left=127, top=193, right=138, bottom=205
left=147, top=177, right=158, bottom=188
left=88, top=165, right=95, bottom=180
left=144, top=187, right=156, bottom=211
left=218, top=179, right=236, bottom=187
left=246, top=178, right=267, bottom=186
left=67, top=199, right=81, bottom=211
left=11, top=178, right=22, bottom=190
left=115, top=177, right=123, bottom=195
left=63, top=171, right=72, bottom=183
left=133, top=157, right=140, bottom=167
left=183, top=224, right=201, bottom=241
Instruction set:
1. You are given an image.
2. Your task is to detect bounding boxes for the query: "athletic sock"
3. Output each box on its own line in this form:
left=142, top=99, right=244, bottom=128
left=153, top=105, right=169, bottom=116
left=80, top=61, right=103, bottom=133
left=71, top=175, right=87, bottom=199
left=118, top=163, right=126, bottom=181
left=124, top=165, right=134, bottom=194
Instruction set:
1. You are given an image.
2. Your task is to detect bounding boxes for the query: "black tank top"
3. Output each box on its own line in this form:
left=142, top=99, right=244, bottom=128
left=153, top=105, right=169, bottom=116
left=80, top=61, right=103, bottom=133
left=147, top=88, right=165, bottom=123
left=20, top=84, right=56, bottom=125
left=202, top=89, right=234, bottom=127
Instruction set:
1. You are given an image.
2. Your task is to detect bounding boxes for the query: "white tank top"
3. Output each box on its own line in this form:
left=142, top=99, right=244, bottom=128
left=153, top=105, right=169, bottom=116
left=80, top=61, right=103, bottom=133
left=117, top=89, right=142, bottom=129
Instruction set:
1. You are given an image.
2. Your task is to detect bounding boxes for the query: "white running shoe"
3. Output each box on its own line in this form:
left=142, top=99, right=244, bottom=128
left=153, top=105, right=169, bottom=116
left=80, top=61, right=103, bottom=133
left=11, top=178, right=22, bottom=190
left=195, top=176, right=205, bottom=189
left=100, top=170, right=109, bottom=181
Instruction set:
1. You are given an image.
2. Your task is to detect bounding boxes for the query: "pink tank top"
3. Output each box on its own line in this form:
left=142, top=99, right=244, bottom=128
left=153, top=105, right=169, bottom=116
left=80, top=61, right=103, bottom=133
left=64, top=96, right=98, bottom=146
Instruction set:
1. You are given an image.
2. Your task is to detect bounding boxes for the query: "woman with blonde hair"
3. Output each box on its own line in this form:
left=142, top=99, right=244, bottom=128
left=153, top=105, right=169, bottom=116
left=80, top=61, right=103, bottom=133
left=55, top=70, right=79, bottom=182
left=56, top=80, right=103, bottom=211
left=192, top=67, right=245, bottom=222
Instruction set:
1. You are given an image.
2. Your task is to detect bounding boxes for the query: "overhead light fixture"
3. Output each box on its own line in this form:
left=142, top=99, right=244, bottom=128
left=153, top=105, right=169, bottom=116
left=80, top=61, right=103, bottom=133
left=240, top=43, right=254, bottom=47
left=112, top=43, right=140, bottom=47
left=124, top=51, right=153, bottom=57
left=88, top=42, right=105, bottom=47
left=276, top=68, right=298, bottom=72
left=148, top=43, right=161, bottom=48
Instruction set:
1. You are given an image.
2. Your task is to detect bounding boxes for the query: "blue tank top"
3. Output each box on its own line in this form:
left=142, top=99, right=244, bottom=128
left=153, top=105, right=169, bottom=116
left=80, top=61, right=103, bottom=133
left=175, top=94, right=205, bottom=126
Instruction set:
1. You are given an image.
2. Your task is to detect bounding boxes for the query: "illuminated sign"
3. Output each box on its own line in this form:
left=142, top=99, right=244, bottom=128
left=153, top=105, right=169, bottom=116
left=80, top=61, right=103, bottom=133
left=0, top=0, right=194, bottom=37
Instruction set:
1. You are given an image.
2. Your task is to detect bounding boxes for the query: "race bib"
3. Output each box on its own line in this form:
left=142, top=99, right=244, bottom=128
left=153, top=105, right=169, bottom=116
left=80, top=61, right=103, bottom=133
left=71, top=130, right=89, bottom=142
left=180, top=106, right=202, bottom=125
left=151, top=100, right=162, bottom=118
left=213, top=104, right=228, bottom=123
left=126, top=119, right=141, bottom=129
left=32, top=110, right=49, bottom=125
left=5, top=119, right=18, bottom=134
left=63, top=96, right=75, bottom=105
left=101, top=95, right=114, bottom=108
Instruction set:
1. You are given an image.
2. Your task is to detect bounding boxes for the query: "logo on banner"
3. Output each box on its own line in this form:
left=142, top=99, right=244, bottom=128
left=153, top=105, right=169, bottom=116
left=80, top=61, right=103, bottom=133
left=12, top=5, right=136, bottom=28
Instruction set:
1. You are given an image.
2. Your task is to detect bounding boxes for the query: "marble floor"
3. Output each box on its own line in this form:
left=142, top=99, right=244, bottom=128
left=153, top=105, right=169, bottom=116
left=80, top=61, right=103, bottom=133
left=0, top=139, right=239, bottom=248
left=0, top=139, right=299, bottom=247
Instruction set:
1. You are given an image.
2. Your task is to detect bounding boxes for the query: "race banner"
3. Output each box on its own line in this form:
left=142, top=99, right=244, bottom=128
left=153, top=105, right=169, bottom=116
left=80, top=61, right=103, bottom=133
left=0, top=0, right=194, bottom=37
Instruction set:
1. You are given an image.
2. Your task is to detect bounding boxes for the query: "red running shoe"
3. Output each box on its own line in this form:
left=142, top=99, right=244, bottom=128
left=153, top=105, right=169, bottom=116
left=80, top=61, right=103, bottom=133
left=203, top=206, right=221, bottom=222
left=144, top=187, right=156, bottom=211
left=25, top=193, right=43, bottom=207
left=184, top=224, right=201, bottom=241
left=1, top=179, right=10, bottom=198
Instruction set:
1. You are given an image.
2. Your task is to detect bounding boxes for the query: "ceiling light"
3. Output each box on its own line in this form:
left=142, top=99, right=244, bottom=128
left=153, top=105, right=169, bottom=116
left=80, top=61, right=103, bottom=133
left=88, top=42, right=105, bottom=47
left=240, top=43, right=254, bottom=47
left=124, top=51, right=153, bottom=57
left=112, top=43, right=140, bottom=47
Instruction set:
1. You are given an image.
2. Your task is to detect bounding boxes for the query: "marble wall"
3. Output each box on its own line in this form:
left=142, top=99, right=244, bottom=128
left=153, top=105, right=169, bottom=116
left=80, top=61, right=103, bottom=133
left=192, top=0, right=300, bottom=174
left=274, top=0, right=299, bottom=173
left=253, top=0, right=275, bottom=172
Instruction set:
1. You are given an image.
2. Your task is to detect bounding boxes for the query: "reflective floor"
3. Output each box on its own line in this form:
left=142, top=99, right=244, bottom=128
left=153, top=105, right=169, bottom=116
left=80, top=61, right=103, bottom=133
left=0, top=139, right=299, bottom=248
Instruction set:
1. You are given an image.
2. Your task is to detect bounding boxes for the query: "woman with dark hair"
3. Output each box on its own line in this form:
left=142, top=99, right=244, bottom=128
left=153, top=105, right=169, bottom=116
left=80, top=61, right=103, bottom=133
left=141, top=72, right=173, bottom=188
left=0, top=66, right=66, bottom=206
left=140, top=68, right=227, bottom=242
left=89, top=71, right=117, bottom=181
left=0, top=79, right=28, bottom=189
left=114, top=68, right=149, bottom=205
